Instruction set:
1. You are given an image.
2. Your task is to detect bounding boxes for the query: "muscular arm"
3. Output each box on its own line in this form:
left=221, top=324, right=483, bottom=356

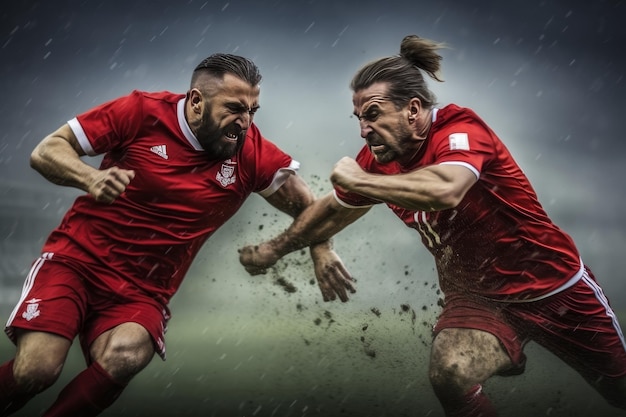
left=246, top=191, right=369, bottom=264
left=30, top=123, right=135, bottom=204
left=269, top=192, right=370, bottom=256
left=331, top=156, right=478, bottom=211
left=244, top=186, right=369, bottom=302
left=263, top=172, right=315, bottom=217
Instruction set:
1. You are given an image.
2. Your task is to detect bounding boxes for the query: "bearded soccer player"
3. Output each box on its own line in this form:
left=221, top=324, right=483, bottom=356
left=239, top=35, right=626, bottom=416
left=0, top=53, right=355, bottom=416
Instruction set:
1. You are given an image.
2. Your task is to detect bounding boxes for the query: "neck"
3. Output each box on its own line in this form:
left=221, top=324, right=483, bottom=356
left=399, top=109, right=432, bottom=165
left=416, top=109, right=433, bottom=139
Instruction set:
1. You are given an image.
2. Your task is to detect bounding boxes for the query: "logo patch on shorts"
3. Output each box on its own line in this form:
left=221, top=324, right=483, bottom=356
left=22, top=298, right=42, bottom=321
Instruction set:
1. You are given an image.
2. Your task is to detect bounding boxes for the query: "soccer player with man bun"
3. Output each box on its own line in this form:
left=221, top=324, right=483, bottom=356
left=240, top=35, right=626, bottom=416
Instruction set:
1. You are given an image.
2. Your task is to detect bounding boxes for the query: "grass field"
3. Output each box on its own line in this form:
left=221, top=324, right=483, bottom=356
left=2, top=296, right=625, bottom=417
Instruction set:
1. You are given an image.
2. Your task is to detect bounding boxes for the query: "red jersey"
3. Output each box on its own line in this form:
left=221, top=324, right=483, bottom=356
left=43, top=90, right=297, bottom=305
left=335, top=104, right=581, bottom=301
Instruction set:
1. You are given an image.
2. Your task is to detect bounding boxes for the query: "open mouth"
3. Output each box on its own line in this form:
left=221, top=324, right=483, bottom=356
left=369, top=144, right=387, bottom=154
left=224, top=130, right=240, bottom=143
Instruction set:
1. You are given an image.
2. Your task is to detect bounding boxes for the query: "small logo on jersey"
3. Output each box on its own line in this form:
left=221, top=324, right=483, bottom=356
left=150, top=145, right=169, bottom=160
left=22, top=298, right=42, bottom=321
left=448, top=133, right=470, bottom=151
left=216, top=161, right=237, bottom=187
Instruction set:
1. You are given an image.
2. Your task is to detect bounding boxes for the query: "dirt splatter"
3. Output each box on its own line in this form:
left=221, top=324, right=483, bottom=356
left=274, top=276, right=297, bottom=293
left=360, top=335, right=377, bottom=358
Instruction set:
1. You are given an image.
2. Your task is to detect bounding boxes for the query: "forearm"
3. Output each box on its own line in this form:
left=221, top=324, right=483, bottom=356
left=309, top=238, right=333, bottom=257
left=333, top=164, right=476, bottom=211
left=268, top=193, right=364, bottom=258
left=347, top=172, right=446, bottom=211
left=30, top=135, right=96, bottom=192
left=264, top=211, right=333, bottom=258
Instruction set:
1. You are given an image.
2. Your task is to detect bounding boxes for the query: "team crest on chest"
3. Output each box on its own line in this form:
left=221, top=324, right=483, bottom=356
left=216, top=159, right=237, bottom=187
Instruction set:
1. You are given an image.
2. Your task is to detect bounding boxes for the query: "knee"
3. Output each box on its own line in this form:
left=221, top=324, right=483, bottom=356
left=96, top=340, right=154, bottom=382
left=429, top=353, right=472, bottom=397
left=13, top=356, right=64, bottom=394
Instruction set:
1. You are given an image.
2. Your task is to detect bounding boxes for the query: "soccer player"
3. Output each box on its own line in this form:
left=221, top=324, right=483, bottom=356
left=239, top=35, right=626, bottom=416
left=0, top=53, right=354, bottom=416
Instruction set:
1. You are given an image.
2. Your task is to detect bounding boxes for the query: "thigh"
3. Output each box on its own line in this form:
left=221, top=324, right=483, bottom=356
left=434, top=291, right=526, bottom=376
left=13, top=329, right=73, bottom=381
left=431, top=327, right=512, bottom=382
left=5, top=255, right=88, bottom=343
left=80, top=297, right=170, bottom=362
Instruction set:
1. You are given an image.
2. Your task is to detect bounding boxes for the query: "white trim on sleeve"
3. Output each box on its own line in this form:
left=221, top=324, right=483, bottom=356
left=332, top=189, right=374, bottom=209
left=439, top=161, right=480, bottom=180
left=67, top=117, right=96, bottom=156
left=258, top=159, right=301, bottom=198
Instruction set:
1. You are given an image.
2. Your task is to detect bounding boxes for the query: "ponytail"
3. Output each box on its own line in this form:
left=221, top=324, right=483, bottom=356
left=350, top=34, right=447, bottom=109
left=399, top=35, right=447, bottom=82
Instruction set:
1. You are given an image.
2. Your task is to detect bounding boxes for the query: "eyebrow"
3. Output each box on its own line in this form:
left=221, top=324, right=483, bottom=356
left=353, top=102, right=382, bottom=119
left=227, top=101, right=260, bottom=113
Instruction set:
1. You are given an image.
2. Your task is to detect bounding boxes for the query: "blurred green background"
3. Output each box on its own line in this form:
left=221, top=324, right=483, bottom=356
left=2, top=2, right=626, bottom=416
left=2, top=240, right=624, bottom=417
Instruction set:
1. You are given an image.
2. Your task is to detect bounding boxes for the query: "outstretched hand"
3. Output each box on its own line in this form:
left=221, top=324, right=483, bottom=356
left=310, top=246, right=356, bottom=302
left=239, top=242, right=357, bottom=302
left=238, top=243, right=280, bottom=275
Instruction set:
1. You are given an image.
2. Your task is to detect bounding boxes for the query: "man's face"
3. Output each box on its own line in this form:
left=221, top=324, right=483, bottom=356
left=352, top=82, right=416, bottom=165
left=195, top=73, right=260, bottom=159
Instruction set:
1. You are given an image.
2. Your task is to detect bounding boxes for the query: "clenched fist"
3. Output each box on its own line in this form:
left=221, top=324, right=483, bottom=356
left=88, top=166, right=135, bottom=204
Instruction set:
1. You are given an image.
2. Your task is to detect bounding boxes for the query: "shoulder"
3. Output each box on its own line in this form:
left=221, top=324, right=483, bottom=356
left=134, top=90, right=185, bottom=105
left=242, top=123, right=285, bottom=151
left=432, top=104, right=495, bottom=141
left=434, top=104, right=483, bottom=125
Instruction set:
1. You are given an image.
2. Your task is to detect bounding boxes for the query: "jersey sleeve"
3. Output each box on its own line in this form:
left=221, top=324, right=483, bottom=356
left=429, top=109, right=497, bottom=179
left=245, top=125, right=298, bottom=197
left=68, top=90, right=145, bottom=156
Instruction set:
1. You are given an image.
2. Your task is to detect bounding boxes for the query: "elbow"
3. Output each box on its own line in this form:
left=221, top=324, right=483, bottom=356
left=426, top=185, right=466, bottom=211
left=29, top=143, right=44, bottom=172
left=29, top=137, right=55, bottom=174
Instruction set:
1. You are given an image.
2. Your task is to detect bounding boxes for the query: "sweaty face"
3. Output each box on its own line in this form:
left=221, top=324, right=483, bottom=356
left=194, top=73, right=260, bottom=159
left=352, top=83, right=416, bottom=165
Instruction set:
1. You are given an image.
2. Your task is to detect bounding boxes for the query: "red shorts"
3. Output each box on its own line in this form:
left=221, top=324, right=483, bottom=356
left=434, top=266, right=626, bottom=380
left=4, top=253, right=170, bottom=360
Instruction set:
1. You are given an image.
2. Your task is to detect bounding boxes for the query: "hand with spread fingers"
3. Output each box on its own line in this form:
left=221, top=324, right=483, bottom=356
left=309, top=243, right=356, bottom=302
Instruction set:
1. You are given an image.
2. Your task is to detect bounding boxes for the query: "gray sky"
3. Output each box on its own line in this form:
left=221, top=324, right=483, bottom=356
left=1, top=0, right=625, bottom=312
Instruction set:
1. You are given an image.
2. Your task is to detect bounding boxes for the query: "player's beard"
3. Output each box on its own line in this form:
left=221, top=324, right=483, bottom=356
left=196, top=106, right=245, bottom=160
left=367, top=122, right=414, bottom=165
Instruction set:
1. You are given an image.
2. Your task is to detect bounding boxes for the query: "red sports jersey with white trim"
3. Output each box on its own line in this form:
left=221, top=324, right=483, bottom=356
left=43, top=90, right=297, bottom=304
left=335, top=104, right=581, bottom=301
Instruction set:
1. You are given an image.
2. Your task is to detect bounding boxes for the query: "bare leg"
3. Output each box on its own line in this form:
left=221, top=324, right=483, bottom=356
left=429, top=328, right=512, bottom=417
left=88, top=322, right=155, bottom=383
left=13, top=330, right=72, bottom=391
left=43, top=322, right=155, bottom=417
left=0, top=330, right=72, bottom=416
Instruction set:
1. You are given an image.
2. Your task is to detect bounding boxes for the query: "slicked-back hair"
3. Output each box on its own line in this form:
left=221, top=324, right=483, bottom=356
left=191, top=53, right=262, bottom=87
left=350, top=35, right=447, bottom=110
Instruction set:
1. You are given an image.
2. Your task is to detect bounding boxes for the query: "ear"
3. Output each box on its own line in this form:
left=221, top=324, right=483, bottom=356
left=408, top=98, right=422, bottom=122
left=188, top=88, right=203, bottom=114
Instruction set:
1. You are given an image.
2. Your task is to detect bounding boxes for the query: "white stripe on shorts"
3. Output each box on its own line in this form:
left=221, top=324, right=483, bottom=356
left=5, top=252, right=53, bottom=330
left=581, top=269, right=626, bottom=351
